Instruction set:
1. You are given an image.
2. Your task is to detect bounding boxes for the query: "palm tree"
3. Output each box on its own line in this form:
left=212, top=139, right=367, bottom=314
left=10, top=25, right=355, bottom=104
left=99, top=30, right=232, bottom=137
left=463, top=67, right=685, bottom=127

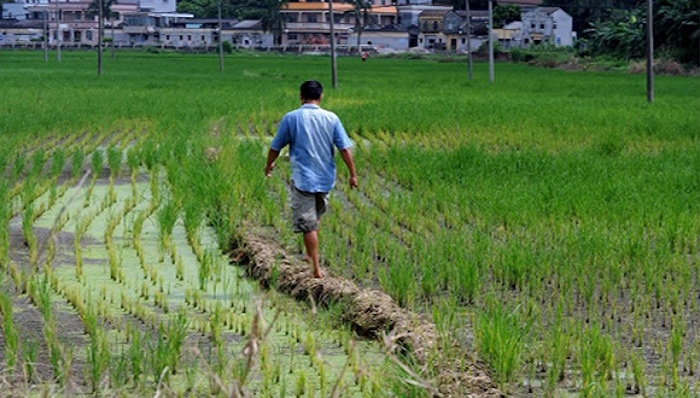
left=350, top=0, right=371, bottom=51
left=259, top=0, right=287, bottom=46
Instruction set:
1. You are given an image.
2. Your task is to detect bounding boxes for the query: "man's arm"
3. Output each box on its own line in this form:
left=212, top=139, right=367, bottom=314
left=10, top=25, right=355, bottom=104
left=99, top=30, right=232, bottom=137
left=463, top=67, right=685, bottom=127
left=339, top=148, right=358, bottom=189
left=265, top=149, right=280, bottom=177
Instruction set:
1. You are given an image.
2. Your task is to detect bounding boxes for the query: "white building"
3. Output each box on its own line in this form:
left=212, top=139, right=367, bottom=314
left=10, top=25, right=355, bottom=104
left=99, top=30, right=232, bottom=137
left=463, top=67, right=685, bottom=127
left=521, top=7, right=573, bottom=47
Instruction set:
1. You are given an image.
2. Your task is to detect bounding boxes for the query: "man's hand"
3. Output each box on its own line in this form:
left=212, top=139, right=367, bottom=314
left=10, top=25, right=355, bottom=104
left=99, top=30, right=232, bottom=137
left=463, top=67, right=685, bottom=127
left=340, top=148, right=358, bottom=190
left=265, top=149, right=280, bottom=178
left=349, top=175, right=358, bottom=189
left=265, top=162, right=275, bottom=177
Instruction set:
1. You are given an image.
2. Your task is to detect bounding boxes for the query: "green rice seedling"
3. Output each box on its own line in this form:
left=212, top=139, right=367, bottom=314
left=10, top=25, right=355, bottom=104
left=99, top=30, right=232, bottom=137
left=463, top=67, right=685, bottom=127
left=473, top=301, right=526, bottom=390
left=84, top=300, right=111, bottom=392
left=579, top=326, right=615, bottom=395
left=629, top=351, right=646, bottom=396
left=0, top=182, right=9, bottom=267
left=71, top=149, right=84, bottom=179
left=295, top=371, right=307, bottom=397
left=107, top=145, right=122, bottom=179
left=22, top=338, right=38, bottom=383
left=0, top=291, right=19, bottom=371
left=10, top=152, right=25, bottom=182
left=22, top=200, right=38, bottom=269
left=50, top=149, right=65, bottom=179
left=128, top=325, right=143, bottom=385
left=29, top=148, right=45, bottom=179
left=183, top=199, right=203, bottom=244
left=91, top=148, right=104, bottom=181
left=670, top=321, right=684, bottom=389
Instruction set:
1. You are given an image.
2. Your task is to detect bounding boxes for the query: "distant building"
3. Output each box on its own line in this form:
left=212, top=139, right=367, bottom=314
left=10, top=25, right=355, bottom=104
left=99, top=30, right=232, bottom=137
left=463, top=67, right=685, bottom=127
left=416, top=9, right=487, bottom=52
left=521, top=7, right=573, bottom=47
left=493, top=21, right=522, bottom=49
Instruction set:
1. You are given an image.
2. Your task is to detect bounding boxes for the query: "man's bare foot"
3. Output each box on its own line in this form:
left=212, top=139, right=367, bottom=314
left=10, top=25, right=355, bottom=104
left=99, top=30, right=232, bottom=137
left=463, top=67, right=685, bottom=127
left=313, top=268, right=323, bottom=278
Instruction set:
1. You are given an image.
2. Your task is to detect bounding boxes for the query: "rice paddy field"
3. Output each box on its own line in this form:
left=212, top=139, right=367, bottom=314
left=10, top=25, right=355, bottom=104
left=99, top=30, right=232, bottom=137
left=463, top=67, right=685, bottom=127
left=0, top=50, right=699, bottom=397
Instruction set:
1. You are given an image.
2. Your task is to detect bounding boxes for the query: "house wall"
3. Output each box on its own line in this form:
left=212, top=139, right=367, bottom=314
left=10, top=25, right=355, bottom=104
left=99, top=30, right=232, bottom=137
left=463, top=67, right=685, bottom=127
left=3, top=3, right=29, bottom=20
left=348, top=31, right=408, bottom=51
left=521, top=8, right=573, bottom=47
left=551, top=9, right=573, bottom=46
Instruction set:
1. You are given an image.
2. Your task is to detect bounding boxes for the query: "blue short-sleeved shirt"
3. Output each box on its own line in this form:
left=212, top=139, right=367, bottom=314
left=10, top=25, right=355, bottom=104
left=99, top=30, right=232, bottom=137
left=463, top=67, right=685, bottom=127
left=271, top=104, right=352, bottom=193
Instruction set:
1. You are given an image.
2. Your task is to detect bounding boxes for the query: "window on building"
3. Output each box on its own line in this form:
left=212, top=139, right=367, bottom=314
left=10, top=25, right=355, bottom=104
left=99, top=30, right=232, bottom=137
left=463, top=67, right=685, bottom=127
left=531, top=23, right=535, bottom=29
left=432, top=21, right=438, bottom=31
left=307, top=15, right=317, bottom=23
left=553, top=23, right=557, bottom=29
left=179, top=35, right=183, bottom=40
left=540, top=23, right=544, bottom=29
left=423, top=21, right=428, bottom=30
left=165, top=35, right=170, bottom=40
left=288, top=33, right=297, bottom=40
left=461, top=38, right=465, bottom=44
left=187, top=35, right=192, bottom=40
left=201, top=35, right=205, bottom=41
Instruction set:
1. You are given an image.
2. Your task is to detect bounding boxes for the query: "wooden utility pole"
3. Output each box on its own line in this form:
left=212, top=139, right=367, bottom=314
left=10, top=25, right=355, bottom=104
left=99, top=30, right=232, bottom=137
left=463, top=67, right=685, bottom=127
left=646, top=0, right=654, bottom=103
left=218, top=0, right=224, bottom=72
left=55, top=0, right=61, bottom=62
left=43, top=8, right=48, bottom=62
left=98, top=0, right=103, bottom=75
left=465, top=0, right=472, bottom=81
left=329, top=0, right=338, bottom=88
left=488, top=0, right=494, bottom=83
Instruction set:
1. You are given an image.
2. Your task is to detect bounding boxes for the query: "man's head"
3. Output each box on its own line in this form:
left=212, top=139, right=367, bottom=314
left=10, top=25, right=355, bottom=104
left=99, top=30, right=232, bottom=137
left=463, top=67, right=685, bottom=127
left=300, top=80, right=323, bottom=102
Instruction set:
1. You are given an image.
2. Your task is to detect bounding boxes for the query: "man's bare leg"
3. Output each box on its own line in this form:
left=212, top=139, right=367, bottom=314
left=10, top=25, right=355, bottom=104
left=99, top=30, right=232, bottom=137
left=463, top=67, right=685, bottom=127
left=303, top=230, right=322, bottom=278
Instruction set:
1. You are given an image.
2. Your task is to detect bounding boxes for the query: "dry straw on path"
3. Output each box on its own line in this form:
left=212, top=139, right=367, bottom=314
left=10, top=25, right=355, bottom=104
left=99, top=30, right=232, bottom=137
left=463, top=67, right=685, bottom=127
left=230, top=224, right=503, bottom=397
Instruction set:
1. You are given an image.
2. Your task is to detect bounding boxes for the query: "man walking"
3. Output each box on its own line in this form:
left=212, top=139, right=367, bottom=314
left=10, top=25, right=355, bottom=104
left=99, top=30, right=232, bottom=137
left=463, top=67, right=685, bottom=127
left=265, top=80, right=358, bottom=278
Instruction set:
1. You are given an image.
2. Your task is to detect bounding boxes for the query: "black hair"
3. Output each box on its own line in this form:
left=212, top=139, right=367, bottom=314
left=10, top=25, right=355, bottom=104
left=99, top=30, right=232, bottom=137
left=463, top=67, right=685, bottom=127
left=300, top=80, right=323, bottom=100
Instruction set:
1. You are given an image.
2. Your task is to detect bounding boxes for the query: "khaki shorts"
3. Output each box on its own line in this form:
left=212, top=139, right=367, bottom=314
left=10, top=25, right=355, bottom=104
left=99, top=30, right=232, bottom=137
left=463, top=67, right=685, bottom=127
left=291, top=186, right=329, bottom=233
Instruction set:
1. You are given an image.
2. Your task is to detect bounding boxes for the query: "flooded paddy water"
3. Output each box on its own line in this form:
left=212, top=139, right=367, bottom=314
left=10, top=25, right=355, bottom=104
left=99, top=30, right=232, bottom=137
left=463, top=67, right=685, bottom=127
left=5, top=172, right=389, bottom=396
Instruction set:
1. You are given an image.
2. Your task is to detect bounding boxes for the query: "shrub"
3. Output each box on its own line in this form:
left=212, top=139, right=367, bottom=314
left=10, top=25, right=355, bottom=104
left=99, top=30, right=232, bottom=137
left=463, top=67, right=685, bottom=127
left=221, top=41, right=233, bottom=54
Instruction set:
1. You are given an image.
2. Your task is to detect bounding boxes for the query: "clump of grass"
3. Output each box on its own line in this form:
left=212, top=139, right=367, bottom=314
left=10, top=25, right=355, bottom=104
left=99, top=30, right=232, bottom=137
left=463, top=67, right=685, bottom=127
left=107, top=145, right=122, bottom=179
left=91, top=148, right=104, bottom=180
left=0, top=290, right=19, bottom=371
left=71, top=149, right=84, bottom=179
left=474, top=301, right=527, bottom=390
left=0, top=182, right=9, bottom=267
left=156, top=199, right=179, bottom=249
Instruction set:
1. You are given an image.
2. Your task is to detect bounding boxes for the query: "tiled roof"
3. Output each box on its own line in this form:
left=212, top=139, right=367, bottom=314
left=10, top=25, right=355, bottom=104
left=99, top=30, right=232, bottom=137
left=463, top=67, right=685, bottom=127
left=371, top=5, right=397, bottom=14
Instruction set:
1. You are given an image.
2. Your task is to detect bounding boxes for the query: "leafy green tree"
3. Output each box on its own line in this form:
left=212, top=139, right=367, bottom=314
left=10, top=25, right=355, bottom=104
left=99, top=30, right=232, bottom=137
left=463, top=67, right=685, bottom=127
left=493, top=4, right=520, bottom=28
left=541, top=0, right=639, bottom=36
left=655, top=0, right=699, bottom=64
left=177, top=0, right=287, bottom=44
left=349, top=0, right=371, bottom=50
left=258, top=0, right=288, bottom=44
left=583, top=0, right=699, bottom=65
left=587, top=8, right=647, bottom=59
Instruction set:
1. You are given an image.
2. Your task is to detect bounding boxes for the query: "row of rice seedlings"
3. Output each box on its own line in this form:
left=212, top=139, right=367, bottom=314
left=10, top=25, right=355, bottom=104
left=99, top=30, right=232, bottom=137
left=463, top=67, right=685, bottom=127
left=0, top=181, right=9, bottom=268
left=0, top=280, right=20, bottom=373
left=26, top=274, right=72, bottom=386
